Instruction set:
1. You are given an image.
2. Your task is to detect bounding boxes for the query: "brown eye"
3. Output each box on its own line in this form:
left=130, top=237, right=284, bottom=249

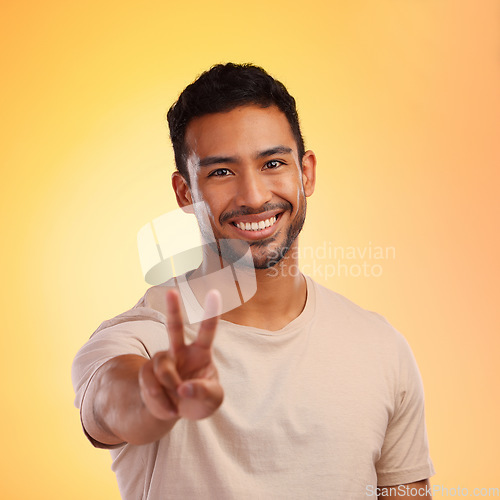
left=208, top=168, right=232, bottom=177
left=264, top=160, right=284, bottom=169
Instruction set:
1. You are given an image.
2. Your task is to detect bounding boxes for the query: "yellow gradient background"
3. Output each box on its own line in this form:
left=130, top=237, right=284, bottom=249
left=1, top=1, right=498, bottom=498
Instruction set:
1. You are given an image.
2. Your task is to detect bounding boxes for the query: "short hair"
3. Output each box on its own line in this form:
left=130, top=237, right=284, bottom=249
left=167, top=63, right=306, bottom=185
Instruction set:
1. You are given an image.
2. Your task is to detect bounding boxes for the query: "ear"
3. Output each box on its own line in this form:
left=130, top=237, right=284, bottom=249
left=301, top=150, right=317, bottom=197
left=172, top=171, right=194, bottom=213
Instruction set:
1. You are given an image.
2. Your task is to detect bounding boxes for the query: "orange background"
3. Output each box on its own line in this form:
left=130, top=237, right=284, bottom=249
left=1, top=1, right=499, bottom=498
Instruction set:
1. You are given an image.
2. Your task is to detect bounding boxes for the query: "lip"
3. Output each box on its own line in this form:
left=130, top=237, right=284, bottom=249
left=227, top=209, right=284, bottom=225
left=229, top=211, right=284, bottom=240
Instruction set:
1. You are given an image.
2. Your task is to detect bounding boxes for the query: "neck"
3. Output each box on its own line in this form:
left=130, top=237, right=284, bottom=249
left=189, top=239, right=307, bottom=331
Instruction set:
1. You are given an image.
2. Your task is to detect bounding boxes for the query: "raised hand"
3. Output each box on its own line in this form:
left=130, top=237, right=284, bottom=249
left=138, top=288, right=224, bottom=421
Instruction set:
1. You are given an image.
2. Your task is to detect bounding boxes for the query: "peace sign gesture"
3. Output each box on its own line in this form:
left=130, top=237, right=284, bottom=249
left=139, top=288, right=224, bottom=421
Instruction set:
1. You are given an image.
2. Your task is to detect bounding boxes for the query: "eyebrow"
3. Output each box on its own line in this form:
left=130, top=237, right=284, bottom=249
left=256, top=146, right=293, bottom=158
left=198, top=145, right=293, bottom=168
left=198, top=155, right=237, bottom=168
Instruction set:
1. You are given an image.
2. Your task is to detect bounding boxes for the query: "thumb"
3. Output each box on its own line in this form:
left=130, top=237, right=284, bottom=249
left=177, top=379, right=224, bottom=419
left=178, top=378, right=223, bottom=402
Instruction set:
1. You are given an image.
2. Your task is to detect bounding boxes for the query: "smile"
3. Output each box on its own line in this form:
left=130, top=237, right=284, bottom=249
left=233, top=216, right=278, bottom=232
left=228, top=211, right=284, bottom=240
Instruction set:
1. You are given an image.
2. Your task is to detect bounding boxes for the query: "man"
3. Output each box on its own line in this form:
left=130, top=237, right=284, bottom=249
left=72, top=63, right=435, bottom=499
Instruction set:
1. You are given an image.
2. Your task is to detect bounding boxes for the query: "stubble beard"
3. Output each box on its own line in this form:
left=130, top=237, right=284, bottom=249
left=250, top=196, right=307, bottom=269
left=197, top=197, right=307, bottom=271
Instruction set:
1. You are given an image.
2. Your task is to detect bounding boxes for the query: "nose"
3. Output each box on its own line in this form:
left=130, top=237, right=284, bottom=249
left=234, top=169, right=272, bottom=210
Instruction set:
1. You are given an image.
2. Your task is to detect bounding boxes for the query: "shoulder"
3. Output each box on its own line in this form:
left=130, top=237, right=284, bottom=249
left=305, top=275, right=411, bottom=355
left=307, top=276, right=396, bottom=330
left=305, top=277, right=425, bottom=399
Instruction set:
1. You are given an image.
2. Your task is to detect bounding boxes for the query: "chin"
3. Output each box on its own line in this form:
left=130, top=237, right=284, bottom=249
left=253, top=257, right=281, bottom=270
left=250, top=242, right=290, bottom=270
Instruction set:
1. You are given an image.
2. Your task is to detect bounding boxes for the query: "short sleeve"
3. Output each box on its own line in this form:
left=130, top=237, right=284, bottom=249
left=71, top=311, right=168, bottom=448
left=375, top=333, right=435, bottom=486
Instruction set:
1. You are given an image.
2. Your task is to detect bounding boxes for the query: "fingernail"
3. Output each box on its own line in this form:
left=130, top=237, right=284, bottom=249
left=205, top=290, right=222, bottom=316
left=181, top=383, right=194, bottom=398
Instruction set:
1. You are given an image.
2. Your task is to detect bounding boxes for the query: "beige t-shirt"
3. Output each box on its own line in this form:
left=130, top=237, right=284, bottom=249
left=72, top=275, right=435, bottom=499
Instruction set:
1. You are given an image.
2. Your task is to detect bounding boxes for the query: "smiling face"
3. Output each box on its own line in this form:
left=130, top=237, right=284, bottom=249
left=172, top=104, right=316, bottom=270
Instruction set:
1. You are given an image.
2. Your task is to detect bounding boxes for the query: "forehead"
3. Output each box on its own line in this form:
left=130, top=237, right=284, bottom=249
left=184, top=105, right=297, bottom=159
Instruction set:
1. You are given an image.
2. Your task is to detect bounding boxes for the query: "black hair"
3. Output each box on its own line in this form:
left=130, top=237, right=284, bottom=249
left=167, top=63, right=305, bottom=185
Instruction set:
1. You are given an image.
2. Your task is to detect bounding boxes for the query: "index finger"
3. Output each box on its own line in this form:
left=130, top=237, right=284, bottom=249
left=165, top=288, right=186, bottom=356
left=195, top=289, right=222, bottom=349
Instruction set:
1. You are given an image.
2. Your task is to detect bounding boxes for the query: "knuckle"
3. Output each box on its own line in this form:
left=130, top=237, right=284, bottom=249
left=152, top=350, right=169, bottom=362
left=167, top=319, right=183, bottom=331
left=154, top=364, right=173, bottom=383
left=139, top=371, right=159, bottom=396
left=139, top=362, right=154, bottom=386
left=153, top=352, right=173, bottom=372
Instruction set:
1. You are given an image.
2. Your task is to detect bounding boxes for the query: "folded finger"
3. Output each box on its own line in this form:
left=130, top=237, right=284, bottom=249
left=139, top=362, right=178, bottom=420
left=152, top=352, right=182, bottom=402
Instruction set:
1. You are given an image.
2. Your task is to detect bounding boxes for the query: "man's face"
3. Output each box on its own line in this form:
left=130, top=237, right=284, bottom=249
left=175, top=104, right=315, bottom=269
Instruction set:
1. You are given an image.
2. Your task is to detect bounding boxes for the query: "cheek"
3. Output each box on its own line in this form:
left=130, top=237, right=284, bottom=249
left=190, top=177, right=212, bottom=206
left=195, top=194, right=226, bottom=228
left=279, top=175, right=304, bottom=211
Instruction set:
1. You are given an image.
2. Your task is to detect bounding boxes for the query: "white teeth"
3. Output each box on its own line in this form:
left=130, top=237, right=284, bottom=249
left=235, top=215, right=278, bottom=231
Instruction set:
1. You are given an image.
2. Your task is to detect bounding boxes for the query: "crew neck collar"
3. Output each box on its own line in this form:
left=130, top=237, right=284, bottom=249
left=185, top=274, right=316, bottom=337
left=145, top=273, right=317, bottom=337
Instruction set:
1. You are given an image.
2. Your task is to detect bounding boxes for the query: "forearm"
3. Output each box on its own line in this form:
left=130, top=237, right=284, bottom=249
left=81, top=354, right=179, bottom=446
